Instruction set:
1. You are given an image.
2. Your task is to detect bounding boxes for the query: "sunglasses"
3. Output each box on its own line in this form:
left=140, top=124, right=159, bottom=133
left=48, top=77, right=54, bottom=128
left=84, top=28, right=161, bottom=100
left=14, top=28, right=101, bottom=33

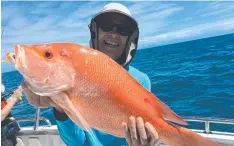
left=93, top=12, right=137, bottom=36
left=98, top=21, right=133, bottom=36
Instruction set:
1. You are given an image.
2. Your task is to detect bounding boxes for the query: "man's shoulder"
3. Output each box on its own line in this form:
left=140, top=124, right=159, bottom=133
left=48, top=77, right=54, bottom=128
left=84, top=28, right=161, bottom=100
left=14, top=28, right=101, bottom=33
left=128, top=66, right=151, bottom=91
left=128, top=66, right=149, bottom=79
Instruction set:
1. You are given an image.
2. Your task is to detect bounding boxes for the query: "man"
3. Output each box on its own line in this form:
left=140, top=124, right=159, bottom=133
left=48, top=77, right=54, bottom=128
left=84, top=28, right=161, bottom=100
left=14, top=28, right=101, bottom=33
left=22, top=3, right=159, bottom=146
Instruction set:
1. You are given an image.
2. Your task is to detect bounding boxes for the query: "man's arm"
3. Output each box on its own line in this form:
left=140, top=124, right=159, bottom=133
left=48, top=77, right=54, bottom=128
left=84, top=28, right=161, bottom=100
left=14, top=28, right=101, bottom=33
left=1, top=98, right=18, bottom=121
left=1, top=88, right=22, bottom=121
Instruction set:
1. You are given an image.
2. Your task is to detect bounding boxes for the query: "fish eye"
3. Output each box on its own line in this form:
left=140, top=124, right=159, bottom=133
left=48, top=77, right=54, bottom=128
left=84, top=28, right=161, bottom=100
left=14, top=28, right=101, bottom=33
left=44, top=51, right=53, bottom=59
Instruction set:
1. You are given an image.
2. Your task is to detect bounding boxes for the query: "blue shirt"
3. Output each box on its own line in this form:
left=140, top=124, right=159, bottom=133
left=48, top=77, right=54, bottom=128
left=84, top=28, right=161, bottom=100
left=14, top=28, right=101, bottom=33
left=54, top=65, right=151, bottom=146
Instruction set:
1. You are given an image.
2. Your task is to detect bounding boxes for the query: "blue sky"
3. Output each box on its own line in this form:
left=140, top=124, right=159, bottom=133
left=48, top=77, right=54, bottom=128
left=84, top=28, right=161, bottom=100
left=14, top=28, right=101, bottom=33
left=1, top=1, right=234, bottom=73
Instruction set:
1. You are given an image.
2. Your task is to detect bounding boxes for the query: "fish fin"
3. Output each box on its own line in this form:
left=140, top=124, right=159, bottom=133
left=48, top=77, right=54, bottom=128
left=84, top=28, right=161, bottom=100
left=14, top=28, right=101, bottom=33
left=64, top=106, right=101, bottom=145
left=50, top=92, right=101, bottom=145
left=126, top=70, right=188, bottom=125
left=153, top=119, right=219, bottom=146
left=145, top=90, right=188, bottom=125
left=161, top=101, right=188, bottom=125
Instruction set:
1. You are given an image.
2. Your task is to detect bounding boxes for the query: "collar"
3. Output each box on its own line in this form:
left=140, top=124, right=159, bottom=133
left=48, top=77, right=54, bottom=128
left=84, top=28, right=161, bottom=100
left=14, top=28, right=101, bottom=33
left=124, top=65, right=130, bottom=71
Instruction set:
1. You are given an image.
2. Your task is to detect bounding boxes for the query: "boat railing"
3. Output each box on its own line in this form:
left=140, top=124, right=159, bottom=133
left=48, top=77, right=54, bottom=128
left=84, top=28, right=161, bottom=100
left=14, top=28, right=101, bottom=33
left=182, top=116, right=234, bottom=134
left=16, top=108, right=52, bottom=130
left=16, top=116, right=52, bottom=128
left=15, top=108, right=234, bottom=134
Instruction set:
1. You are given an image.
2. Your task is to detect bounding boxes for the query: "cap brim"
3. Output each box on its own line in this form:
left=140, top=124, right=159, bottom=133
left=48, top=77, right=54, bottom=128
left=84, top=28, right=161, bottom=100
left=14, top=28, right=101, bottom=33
left=93, top=10, right=138, bottom=29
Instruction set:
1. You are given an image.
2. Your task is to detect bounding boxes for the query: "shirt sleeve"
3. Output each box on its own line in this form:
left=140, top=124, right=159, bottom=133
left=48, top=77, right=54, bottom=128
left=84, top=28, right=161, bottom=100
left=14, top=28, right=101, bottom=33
left=141, top=74, right=152, bottom=92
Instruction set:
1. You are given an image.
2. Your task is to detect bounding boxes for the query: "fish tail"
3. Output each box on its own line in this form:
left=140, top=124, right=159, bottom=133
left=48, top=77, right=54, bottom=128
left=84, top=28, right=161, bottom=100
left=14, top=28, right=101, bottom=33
left=154, top=119, right=220, bottom=146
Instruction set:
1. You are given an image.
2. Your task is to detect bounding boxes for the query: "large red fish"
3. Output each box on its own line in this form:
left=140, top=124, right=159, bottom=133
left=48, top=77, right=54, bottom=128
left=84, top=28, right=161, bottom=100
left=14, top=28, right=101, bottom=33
left=7, top=43, right=219, bottom=146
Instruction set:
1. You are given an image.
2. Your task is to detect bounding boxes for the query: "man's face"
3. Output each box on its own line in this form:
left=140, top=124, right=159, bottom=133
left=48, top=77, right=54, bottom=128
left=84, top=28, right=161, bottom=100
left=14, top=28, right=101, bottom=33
left=98, top=27, right=128, bottom=60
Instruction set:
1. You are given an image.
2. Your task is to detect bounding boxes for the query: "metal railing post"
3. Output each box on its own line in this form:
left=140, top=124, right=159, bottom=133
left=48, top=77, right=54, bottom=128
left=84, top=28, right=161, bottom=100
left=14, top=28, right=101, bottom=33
left=205, top=121, right=211, bottom=133
left=34, top=108, right=40, bottom=130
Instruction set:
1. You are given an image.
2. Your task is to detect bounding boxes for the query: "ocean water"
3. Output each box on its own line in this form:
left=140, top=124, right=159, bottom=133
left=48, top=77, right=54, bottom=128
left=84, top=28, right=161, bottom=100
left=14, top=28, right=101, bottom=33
left=2, top=33, right=234, bottom=132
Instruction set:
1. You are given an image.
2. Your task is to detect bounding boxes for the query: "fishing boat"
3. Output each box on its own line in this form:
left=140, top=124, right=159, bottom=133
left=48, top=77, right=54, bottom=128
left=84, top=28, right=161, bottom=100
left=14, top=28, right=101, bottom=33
left=14, top=109, right=234, bottom=146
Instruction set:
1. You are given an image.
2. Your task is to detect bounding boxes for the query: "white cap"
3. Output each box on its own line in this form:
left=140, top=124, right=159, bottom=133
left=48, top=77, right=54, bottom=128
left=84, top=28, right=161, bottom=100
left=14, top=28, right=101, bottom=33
left=90, top=3, right=138, bottom=67
left=100, top=3, right=131, bottom=16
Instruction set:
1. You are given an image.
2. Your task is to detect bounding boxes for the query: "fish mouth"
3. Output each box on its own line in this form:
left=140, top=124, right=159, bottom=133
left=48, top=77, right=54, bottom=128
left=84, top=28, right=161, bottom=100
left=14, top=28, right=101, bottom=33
left=6, top=53, right=16, bottom=65
left=7, top=45, right=26, bottom=69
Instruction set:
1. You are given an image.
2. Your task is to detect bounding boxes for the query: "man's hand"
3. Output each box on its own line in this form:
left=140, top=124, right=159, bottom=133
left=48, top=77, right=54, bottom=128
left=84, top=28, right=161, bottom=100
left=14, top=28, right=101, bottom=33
left=21, top=81, right=64, bottom=112
left=123, top=117, right=159, bottom=146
